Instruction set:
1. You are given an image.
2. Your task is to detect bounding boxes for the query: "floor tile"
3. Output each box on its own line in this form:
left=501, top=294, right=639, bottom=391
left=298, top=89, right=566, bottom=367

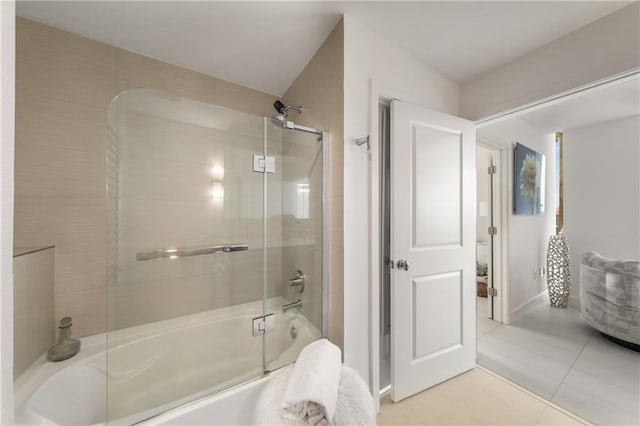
left=536, top=406, right=586, bottom=426
left=562, top=369, right=639, bottom=416
left=478, top=335, right=568, bottom=399
left=571, top=351, right=639, bottom=395
left=436, top=376, right=538, bottom=425
left=477, top=297, right=500, bottom=337
left=509, top=305, right=593, bottom=354
left=552, top=382, right=640, bottom=426
left=584, top=333, right=640, bottom=368
left=478, top=315, right=501, bottom=337
left=478, top=355, right=561, bottom=401
left=469, top=369, right=547, bottom=421
left=477, top=301, right=640, bottom=426
left=378, top=368, right=587, bottom=426
left=378, top=395, right=424, bottom=426
left=488, top=325, right=580, bottom=367
left=572, top=334, right=640, bottom=393
left=403, top=388, right=481, bottom=425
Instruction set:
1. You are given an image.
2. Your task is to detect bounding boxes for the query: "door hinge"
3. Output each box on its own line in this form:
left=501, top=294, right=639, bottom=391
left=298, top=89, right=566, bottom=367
left=488, top=165, right=497, bottom=175
left=252, top=314, right=275, bottom=336
left=253, top=155, right=276, bottom=173
left=488, top=287, right=497, bottom=297
left=488, top=226, right=498, bottom=235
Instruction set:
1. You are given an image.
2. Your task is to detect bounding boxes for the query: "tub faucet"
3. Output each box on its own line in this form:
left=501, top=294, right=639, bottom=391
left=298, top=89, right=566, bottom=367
left=288, top=270, right=305, bottom=294
left=282, top=299, right=302, bottom=313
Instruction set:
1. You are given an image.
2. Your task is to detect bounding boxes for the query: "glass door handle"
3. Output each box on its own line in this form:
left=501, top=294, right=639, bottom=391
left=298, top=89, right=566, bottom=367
left=136, top=243, right=248, bottom=261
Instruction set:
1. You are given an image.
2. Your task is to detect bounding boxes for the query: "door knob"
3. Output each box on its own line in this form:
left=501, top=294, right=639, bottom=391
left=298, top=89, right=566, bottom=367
left=396, top=260, right=409, bottom=271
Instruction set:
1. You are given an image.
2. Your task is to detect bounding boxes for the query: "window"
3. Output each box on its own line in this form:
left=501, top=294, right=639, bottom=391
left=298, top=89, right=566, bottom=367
left=555, top=132, right=564, bottom=234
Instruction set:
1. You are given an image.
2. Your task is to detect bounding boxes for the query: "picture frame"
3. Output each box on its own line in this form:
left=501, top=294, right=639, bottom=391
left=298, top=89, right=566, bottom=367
left=513, top=142, right=545, bottom=215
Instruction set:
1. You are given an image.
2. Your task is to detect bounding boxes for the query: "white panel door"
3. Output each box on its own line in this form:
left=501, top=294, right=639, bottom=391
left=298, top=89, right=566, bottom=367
left=391, top=100, right=476, bottom=402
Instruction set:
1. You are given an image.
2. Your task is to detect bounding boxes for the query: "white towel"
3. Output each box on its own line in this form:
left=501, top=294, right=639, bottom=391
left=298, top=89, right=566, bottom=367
left=255, top=365, right=375, bottom=426
left=281, top=339, right=342, bottom=425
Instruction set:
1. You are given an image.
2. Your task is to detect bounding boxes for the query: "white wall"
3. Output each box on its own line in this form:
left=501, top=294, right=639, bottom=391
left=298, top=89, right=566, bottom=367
left=478, top=118, right=556, bottom=314
left=564, top=115, right=640, bottom=302
left=342, top=15, right=459, bottom=385
left=461, top=2, right=640, bottom=120
left=0, top=0, right=15, bottom=422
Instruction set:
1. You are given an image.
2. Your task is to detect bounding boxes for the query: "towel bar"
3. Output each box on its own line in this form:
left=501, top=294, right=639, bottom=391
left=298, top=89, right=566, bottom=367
left=136, top=243, right=248, bottom=261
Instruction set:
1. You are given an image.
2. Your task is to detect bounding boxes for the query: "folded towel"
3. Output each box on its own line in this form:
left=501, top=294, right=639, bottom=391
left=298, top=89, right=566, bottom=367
left=281, top=339, right=342, bottom=425
left=255, top=364, right=375, bottom=426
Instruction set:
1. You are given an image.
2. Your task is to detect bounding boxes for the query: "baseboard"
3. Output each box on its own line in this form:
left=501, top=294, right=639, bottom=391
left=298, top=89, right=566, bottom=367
left=510, top=290, right=548, bottom=323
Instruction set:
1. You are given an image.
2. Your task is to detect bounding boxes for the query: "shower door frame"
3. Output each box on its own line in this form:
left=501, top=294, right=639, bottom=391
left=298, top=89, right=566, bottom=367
left=321, top=130, right=330, bottom=339
left=262, top=119, right=330, bottom=343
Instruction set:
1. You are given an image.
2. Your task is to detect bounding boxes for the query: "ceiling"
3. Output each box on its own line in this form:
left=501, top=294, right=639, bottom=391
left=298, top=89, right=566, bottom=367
left=479, top=76, right=639, bottom=141
left=518, top=77, right=640, bottom=133
left=17, top=1, right=631, bottom=96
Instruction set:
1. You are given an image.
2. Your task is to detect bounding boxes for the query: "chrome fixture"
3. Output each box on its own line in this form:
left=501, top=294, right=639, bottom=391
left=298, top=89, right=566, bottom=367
left=270, top=113, right=292, bottom=129
left=290, top=326, right=297, bottom=340
left=252, top=314, right=275, bottom=336
left=270, top=99, right=323, bottom=136
left=47, top=317, right=81, bottom=362
left=355, top=135, right=370, bottom=150
left=273, top=100, right=302, bottom=117
left=252, top=154, right=276, bottom=173
left=289, top=270, right=305, bottom=294
left=270, top=100, right=302, bottom=129
left=136, top=243, right=248, bottom=261
left=282, top=299, right=302, bottom=313
left=396, top=259, right=410, bottom=271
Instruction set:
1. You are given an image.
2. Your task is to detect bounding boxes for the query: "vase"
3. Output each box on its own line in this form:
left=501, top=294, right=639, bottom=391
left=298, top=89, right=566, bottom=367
left=546, top=234, right=571, bottom=308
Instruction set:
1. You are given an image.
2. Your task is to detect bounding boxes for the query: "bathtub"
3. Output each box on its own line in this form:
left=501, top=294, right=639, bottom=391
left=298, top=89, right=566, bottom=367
left=15, top=297, right=320, bottom=425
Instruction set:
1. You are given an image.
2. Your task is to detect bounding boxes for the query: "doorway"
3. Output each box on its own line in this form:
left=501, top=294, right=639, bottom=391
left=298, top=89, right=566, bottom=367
left=379, top=101, right=392, bottom=393
left=474, top=73, right=640, bottom=425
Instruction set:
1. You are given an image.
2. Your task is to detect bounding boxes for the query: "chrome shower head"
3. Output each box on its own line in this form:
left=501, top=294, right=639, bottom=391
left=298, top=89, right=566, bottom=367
left=271, top=113, right=288, bottom=128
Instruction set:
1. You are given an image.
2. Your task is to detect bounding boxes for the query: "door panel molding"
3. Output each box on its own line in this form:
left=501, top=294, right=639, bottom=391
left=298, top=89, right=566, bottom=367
left=391, top=100, right=476, bottom=402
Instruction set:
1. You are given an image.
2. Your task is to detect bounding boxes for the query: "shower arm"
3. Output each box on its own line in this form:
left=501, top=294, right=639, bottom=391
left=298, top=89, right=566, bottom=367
left=136, top=243, right=248, bottom=261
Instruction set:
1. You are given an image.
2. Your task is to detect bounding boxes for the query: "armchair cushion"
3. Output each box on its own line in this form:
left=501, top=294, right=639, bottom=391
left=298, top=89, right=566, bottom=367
left=580, top=252, right=640, bottom=345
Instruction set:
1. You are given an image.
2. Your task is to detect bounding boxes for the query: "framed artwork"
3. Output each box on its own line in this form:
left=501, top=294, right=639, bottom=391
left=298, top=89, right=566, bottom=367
left=513, top=143, right=545, bottom=215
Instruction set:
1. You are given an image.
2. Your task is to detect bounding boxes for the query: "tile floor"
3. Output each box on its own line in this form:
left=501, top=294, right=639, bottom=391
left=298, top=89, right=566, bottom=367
left=477, top=298, right=640, bottom=425
left=378, top=367, right=587, bottom=425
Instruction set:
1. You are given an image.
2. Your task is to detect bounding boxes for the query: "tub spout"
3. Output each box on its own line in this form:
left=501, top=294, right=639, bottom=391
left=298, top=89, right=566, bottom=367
left=282, top=299, right=302, bottom=313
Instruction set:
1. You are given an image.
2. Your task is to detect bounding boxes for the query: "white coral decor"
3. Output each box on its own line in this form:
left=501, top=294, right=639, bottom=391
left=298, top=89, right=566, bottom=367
left=546, top=234, right=571, bottom=308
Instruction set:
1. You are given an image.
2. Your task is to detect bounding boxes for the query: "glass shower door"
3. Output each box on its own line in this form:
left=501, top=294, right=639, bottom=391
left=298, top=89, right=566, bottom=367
left=265, top=121, right=324, bottom=372
left=106, top=89, right=268, bottom=423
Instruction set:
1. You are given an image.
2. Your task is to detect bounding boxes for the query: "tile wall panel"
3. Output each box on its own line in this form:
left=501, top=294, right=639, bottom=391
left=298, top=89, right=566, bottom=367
left=283, top=19, right=344, bottom=348
left=13, top=248, right=54, bottom=378
left=15, top=18, right=276, bottom=336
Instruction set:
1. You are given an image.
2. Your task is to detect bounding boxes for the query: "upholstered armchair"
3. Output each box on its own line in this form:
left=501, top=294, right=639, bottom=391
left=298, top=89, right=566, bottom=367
left=580, top=252, right=640, bottom=348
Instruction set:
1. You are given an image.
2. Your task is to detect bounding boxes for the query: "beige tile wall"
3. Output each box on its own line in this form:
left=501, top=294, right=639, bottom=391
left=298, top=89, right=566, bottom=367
left=109, top=103, right=283, bottom=329
left=16, top=17, right=344, bottom=341
left=280, top=128, right=324, bottom=331
left=283, top=20, right=344, bottom=348
left=15, top=18, right=281, bottom=337
left=13, top=247, right=54, bottom=378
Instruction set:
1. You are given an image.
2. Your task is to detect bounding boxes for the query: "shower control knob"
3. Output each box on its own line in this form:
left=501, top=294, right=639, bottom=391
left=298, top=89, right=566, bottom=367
left=396, top=260, right=409, bottom=271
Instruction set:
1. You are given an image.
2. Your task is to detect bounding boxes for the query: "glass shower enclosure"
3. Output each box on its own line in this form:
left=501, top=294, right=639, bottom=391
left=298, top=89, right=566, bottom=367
left=106, top=89, right=327, bottom=423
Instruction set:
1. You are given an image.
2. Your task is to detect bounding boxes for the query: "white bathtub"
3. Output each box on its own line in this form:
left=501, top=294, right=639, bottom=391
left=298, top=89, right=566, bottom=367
left=15, top=297, right=320, bottom=425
